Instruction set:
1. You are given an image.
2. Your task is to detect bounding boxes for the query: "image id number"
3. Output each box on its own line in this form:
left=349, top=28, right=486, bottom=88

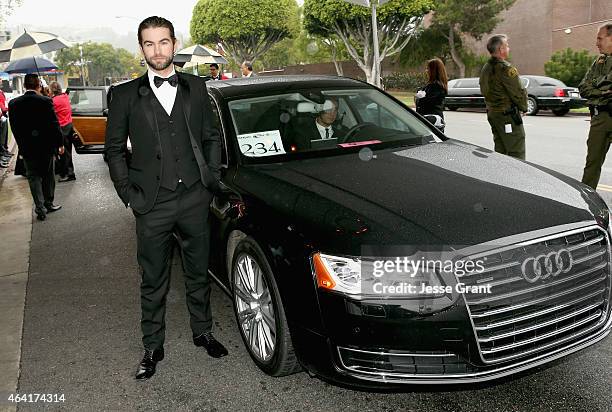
left=8, top=393, right=65, bottom=403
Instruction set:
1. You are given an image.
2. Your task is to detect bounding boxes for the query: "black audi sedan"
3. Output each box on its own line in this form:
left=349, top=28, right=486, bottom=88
left=204, top=76, right=611, bottom=388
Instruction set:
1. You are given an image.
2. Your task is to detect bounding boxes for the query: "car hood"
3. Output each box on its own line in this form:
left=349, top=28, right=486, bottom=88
left=235, top=140, right=601, bottom=251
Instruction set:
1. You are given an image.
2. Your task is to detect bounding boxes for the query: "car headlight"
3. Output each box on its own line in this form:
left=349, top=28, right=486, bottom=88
left=312, top=252, right=446, bottom=298
left=313, top=253, right=361, bottom=295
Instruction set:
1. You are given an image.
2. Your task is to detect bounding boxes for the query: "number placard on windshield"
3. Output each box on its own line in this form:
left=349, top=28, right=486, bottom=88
left=237, top=130, right=286, bottom=157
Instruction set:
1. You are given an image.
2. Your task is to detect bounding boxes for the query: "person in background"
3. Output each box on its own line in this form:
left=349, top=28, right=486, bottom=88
left=8, top=73, right=64, bottom=221
left=479, top=34, right=527, bottom=160
left=241, top=61, right=256, bottom=77
left=415, top=58, right=449, bottom=132
left=209, top=63, right=227, bottom=80
left=0, top=88, right=11, bottom=168
left=50, top=81, right=76, bottom=182
left=578, top=22, right=612, bottom=190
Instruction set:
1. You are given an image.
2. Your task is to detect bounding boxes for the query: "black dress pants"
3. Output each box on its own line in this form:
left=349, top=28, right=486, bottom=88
left=57, top=123, right=75, bottom=178
left=134, top=181, right=213, bottom=350
left=23, top=156, right=55, bottom=215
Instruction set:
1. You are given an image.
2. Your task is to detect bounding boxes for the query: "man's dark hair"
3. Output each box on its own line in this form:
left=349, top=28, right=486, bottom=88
left=24, top=73, right=40, bottom=90
left=209, top=63, right=219, bottom=69
left=242, top=61, right=253, bottom=71
left=600, top=22, right=612, bottom=36
left=137, top=16, right=176, bottom=46
left=486, top=34, right=508, bottom=55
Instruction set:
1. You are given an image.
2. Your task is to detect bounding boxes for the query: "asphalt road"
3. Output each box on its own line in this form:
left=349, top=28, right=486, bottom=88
left=15, top=113, right=612, bottom=411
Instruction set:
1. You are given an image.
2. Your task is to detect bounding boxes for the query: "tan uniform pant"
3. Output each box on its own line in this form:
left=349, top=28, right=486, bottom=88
left=582, top=111, right=612, bottom=190
left=487, top=111, right=526, bottom=160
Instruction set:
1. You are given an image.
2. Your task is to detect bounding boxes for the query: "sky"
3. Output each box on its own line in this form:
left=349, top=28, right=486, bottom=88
left=6, top=0, right=305, bottom=35
left=7, top=0, right=201, bottom=39
left=5, top=0, right=305, bottom=52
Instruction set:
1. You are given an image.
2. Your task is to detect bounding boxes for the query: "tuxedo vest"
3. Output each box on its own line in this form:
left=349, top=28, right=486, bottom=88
left=151, top=92, right=201, bottom=191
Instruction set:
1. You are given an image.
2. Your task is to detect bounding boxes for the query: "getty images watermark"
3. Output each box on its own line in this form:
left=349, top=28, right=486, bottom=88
left=360, top=246, right=493, bottom=297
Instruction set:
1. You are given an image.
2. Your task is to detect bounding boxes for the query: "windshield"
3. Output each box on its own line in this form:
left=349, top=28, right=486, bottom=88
left=227, top=88, right=438, bottom=163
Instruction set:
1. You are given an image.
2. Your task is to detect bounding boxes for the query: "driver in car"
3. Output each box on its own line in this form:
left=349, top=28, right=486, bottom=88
left=291, top=97, right=348, bottom=150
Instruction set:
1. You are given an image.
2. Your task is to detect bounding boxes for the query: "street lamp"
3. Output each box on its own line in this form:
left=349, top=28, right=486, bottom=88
left=341, top=0, right=390, bottom=88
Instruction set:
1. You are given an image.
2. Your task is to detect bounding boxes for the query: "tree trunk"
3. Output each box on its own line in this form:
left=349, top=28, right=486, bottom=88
left=329, top=44, right=343, bottom=76
left=448, top=26, right=466, bottom=78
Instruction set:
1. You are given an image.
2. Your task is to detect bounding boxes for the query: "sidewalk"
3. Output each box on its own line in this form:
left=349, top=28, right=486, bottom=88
left=0, top=139, right=32, bottom=412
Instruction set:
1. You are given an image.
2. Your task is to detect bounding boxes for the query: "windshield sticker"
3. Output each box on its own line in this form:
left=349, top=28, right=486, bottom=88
left=237, top=130, right=286, bottom=157
left=338, top=140, right=382, bottom=148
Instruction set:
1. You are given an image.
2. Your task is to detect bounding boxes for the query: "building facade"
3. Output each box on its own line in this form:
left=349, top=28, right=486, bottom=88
left=469, top=0, right=611, bottom=75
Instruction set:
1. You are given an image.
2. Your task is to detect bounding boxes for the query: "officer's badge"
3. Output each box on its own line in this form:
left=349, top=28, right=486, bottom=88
left=508, top=67, right=519, bottom=78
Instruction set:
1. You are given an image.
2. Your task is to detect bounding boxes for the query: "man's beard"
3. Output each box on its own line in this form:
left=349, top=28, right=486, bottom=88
left=145, top=54, right=174, bottom=71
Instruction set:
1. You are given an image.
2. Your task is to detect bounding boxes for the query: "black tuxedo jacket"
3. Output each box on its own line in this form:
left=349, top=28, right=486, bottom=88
left=104, top=72, right=222, bottom=214
left=289, top=115, right=348, bottom=151
left=8, top=91, right=63, bottom=161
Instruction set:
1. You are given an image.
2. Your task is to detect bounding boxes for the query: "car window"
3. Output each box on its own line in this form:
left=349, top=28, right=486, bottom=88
left=227, top=88, right=438, bottom=163
left=456, top=79, right=479, bottom=88
left=537, top=77, right=566, bottom=87
left=209, top=96, right=228, bottom=166
left=68, top=89, right=104, bottom=112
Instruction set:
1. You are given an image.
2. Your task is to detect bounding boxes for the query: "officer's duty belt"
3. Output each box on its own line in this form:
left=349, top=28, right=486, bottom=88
left=589, top=103, right=611, bottom=116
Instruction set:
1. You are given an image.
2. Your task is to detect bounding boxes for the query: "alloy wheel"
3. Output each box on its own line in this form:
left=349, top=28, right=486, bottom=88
left=233, top=253, right=277, bottom=362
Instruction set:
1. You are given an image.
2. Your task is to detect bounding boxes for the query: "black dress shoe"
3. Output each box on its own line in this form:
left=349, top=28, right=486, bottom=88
left=58, top=175, right=76, bottom=182
left=36, top=213, right=46, bottom=221
left=44, top=204, right=62, bottom=213
left=193, top=332, right=228, bottom=358
left=135, top=348, right=164, bottom=380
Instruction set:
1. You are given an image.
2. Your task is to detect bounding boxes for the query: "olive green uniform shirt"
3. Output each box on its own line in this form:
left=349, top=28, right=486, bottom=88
left=480, top=57, right=527, bottom=112
left=578, top=54, right=612, bottom=106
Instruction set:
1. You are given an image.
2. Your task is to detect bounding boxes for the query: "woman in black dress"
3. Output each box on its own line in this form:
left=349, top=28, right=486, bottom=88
left=415, top=58, right=449, bottom=132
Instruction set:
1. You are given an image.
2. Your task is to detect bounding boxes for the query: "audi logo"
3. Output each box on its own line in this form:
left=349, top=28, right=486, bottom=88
left=520, top=249, right=574, bottom=283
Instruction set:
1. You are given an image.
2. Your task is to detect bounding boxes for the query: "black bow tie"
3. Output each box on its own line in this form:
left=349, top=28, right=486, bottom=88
left=153, top=74, right=178, bottom=88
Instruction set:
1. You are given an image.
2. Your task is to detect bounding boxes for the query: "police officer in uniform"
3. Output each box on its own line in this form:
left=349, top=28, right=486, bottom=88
left=479, top=34, right=527, bottom=159
left=579, top=23, right=612, bottom=190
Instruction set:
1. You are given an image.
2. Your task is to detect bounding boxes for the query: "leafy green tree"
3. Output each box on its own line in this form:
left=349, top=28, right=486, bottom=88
left=428, top=0, right=516, bottom=77
left=544, top=48, right=597, bottom=87
left=399, top=28, right=450, bottom=69
left=258, top=29, right=348, bottom=74
left=56, top=42, right=143, bottom=86
left=303, top=0, right=433, bottom=86
left=191, top=0, right=300, bottom=65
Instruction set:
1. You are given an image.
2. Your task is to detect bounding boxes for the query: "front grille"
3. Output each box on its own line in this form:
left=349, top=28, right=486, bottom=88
left=459, top=226, right=611, bottom=364
left=337, top=347, right=478, bottom=376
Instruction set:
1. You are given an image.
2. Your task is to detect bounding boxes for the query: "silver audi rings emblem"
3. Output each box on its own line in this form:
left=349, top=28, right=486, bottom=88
left=520, top=249, right=573, bottom=283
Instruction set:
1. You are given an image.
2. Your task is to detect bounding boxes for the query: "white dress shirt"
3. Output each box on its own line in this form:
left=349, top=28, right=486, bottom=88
left=315, top=120, right=334, bottom=140
left=147, top=68, right=177, bottom=116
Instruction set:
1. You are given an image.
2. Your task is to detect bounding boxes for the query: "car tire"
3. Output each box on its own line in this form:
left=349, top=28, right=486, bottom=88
left=552, top=108, right=570, bottom=116
left=231, top=236, right=301, bottom=377
left=526, top=97, right=539, bottom=116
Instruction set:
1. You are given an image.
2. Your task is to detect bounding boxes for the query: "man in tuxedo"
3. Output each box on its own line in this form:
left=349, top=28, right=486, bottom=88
left=104, top=16, right=227, bottom=381
left=209, top=64, right=227, bottom=81
left=8, top=74, right=64, bottom=221
left=290, top=97, right=347, bottom=151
